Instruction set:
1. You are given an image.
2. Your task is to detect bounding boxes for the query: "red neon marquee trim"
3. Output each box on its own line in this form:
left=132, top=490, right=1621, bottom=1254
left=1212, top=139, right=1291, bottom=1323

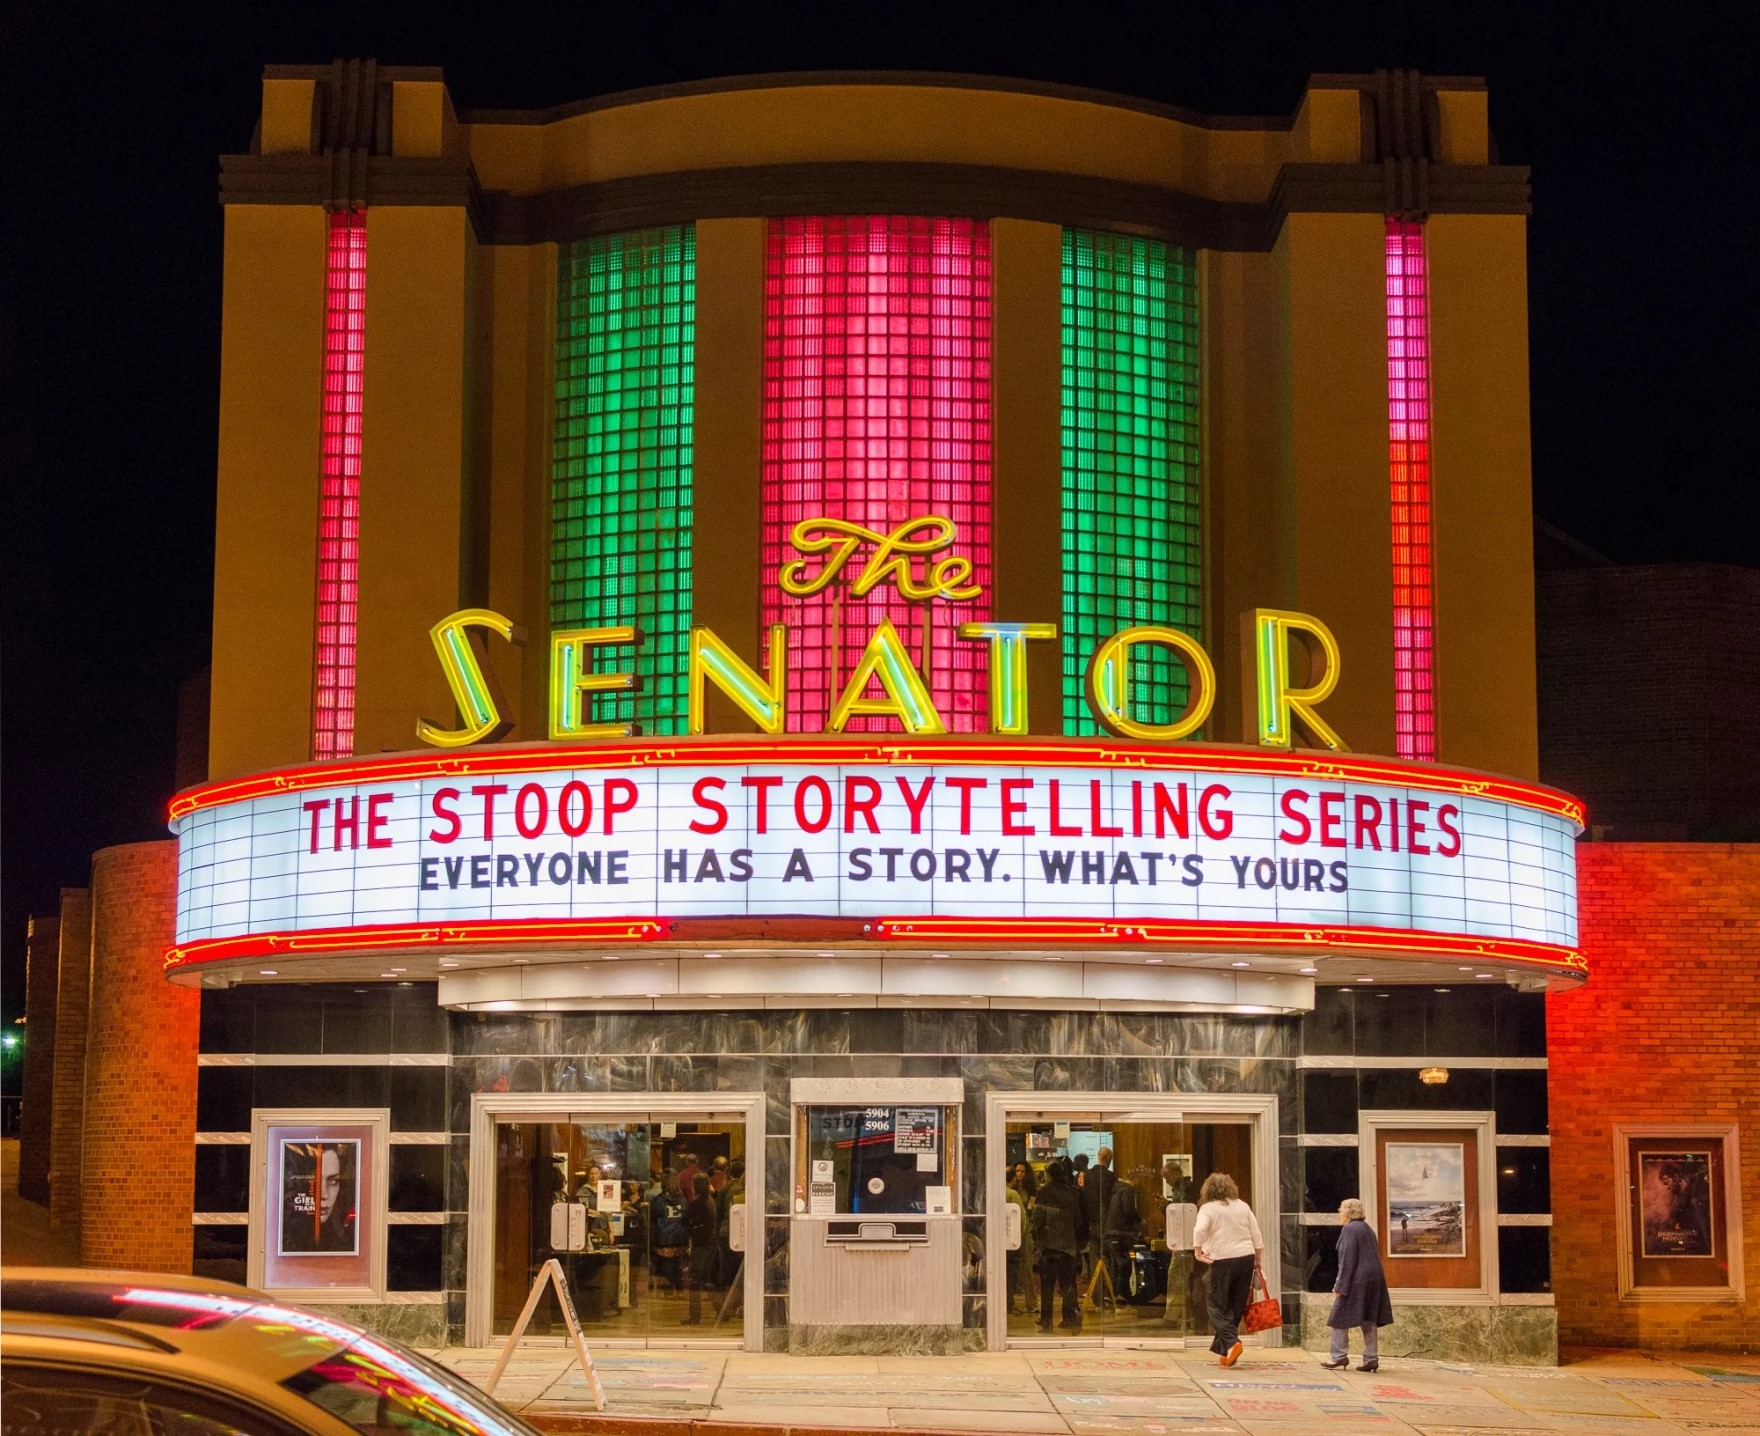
left=168, top=738, right=1584, bottom=828
left=163, top=914, right=1581, bottom=975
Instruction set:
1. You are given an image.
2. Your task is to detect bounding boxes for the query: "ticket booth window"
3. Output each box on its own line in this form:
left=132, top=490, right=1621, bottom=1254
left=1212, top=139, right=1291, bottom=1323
left=796, top=1105, right=960, bottom=1216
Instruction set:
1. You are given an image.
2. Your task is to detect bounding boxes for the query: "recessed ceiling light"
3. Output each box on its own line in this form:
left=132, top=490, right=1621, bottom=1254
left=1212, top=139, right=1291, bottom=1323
left=440, top=961, right=458, bottom=968
left=1475, top=972, right=1496, bottom=980
left=703, top=952, right=722, bottom=959
left=931, top=952, right=950, bottom=959
left=836, top=992, right=854, bottom=998
left=1299, top=967, right=1319, bottom=976
left=1231, top=961, right=1250, bottom=968
left=1145, top=958, right=1164, bottom=965
left=1434, top=987, right=1451, bottom=992
left=1356, top=977, right=1374, bottom=984
left=380, top=972, right=398, bottom=978
left=258, top=969, right=278, bottom=977
left=1459, top=966, right=1475, bottom=972
left=389, top=967, right=406, bottom=973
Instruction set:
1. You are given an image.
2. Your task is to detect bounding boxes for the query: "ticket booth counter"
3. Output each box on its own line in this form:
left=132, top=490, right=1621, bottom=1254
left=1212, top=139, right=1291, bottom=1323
left=787, top=1080, right=966, bottom=1347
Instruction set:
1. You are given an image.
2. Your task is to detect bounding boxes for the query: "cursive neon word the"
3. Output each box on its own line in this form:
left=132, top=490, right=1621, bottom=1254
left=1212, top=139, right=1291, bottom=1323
left=778, top=516, right=982, bottom=602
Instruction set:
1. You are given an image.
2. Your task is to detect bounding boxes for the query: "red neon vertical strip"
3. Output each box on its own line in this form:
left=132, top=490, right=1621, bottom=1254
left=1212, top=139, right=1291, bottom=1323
left=1386, top=219, right=1435, bottom=761
left=312, top=211, right=366, bottom=761
left=761, top=217, right=992, bottom=733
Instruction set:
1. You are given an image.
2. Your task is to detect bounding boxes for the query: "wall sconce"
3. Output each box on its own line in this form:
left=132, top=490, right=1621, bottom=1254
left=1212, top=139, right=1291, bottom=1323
left=1418, top=1067, right=1450, bottom=1086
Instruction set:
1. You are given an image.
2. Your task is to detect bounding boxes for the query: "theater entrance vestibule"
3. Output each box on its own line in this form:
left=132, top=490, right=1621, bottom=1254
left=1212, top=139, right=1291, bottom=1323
left=985, top=1093, right=1280, bottom=1349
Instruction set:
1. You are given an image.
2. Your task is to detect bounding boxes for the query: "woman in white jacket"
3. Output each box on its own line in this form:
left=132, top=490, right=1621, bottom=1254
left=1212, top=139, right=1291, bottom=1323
left=1192, top=1172, right=1263, bottom=1366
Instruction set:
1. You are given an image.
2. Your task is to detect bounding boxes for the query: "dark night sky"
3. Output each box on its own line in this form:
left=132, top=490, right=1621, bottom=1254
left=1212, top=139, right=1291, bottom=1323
left=4, top=1, right=1757, bottom=1031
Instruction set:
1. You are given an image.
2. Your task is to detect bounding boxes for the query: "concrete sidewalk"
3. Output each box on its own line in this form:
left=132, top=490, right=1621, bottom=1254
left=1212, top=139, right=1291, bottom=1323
left=436, top=1343, right=1760, bottom=1435
left=0, top=1139, right=80, bottom=1269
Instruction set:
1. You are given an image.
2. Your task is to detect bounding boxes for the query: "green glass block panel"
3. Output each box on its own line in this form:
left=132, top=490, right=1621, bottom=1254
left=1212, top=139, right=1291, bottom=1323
left=1060, top=230, right=1201, bottom=735
left=552, top=227, right=696, bottom=734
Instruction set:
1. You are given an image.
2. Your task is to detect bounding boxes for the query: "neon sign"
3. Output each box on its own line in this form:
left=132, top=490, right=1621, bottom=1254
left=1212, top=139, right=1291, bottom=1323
left=419, top=515, right=1350, bottom=753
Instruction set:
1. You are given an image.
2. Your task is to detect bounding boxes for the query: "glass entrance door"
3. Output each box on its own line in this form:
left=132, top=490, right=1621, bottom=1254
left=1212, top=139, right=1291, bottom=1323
left=492, top=1116, right=748, bottom=1343
left=1002, top=1115, right=1256, bottom=1343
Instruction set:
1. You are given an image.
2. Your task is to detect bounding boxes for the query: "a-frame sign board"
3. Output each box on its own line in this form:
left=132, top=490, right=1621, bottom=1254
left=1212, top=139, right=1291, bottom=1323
left=483, top=1258, right=606, bottom=1412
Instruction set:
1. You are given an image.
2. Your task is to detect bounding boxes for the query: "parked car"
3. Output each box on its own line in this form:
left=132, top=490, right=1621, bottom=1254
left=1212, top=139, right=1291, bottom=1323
left=1, top=1268, right=541, bottom=1436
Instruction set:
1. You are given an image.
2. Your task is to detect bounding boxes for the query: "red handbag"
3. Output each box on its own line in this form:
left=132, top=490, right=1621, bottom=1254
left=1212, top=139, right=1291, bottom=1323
left=1241, top=1263, right=1283, bottom=1334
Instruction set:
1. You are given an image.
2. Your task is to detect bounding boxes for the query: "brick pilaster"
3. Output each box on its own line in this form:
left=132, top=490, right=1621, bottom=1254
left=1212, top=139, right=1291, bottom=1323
left=17, top=913, right=61, bottom=1205
left=49, top=886, right=94, bottom=1229
left=81, top=842, right=198, bottom=1272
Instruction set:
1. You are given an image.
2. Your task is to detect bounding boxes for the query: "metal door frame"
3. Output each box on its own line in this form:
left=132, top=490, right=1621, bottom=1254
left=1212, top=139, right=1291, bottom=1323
left=465, top=1091, right=766, bottom=1349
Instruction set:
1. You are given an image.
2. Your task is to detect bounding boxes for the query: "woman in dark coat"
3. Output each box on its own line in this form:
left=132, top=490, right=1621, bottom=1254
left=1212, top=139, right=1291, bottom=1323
left=1322, top=1198, right=1394, bottom=1371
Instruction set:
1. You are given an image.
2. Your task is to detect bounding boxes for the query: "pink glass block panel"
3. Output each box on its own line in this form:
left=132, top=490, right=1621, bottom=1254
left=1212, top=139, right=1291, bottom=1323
left=312, top=210, right=366, bottom=761
left=1387, top=219, right=1435, bottom=762
left=760, top=216, right=993, bottom=732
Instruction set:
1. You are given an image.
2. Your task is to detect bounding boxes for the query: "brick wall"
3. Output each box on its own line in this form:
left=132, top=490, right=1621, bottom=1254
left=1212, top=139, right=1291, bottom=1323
left=82, top=842, right=199, bottom=1273
left=49, top=887, right=93, bottom=1229
left=18, top=914, right=61, bottom=1204
left=1548, top=842, right=1760, bottom=1350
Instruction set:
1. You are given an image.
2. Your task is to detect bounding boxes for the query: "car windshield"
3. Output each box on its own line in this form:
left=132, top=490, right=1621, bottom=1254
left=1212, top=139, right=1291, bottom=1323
left=283, top=1338, right=541, bottom=1436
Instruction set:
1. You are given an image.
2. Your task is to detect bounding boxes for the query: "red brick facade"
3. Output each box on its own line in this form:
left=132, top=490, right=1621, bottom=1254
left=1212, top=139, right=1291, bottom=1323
left=17, top=914, right=61, bottom=1205
left=81, top=842, right=199, bottom=1273
left=49, top=886, right=93, bottom=1229
left=1548, top=842, right=1760, bottom=1350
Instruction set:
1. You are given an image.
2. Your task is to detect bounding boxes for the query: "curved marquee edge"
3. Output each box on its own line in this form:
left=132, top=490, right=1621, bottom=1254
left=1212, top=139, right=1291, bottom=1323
left=168, top=738, right=1587, bottom=829
left=162, top=914, right=1585, bottom=977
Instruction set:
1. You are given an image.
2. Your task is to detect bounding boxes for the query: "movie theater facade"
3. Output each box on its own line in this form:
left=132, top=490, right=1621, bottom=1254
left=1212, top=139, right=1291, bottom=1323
left=166, top=64, right=1573, bottom=1357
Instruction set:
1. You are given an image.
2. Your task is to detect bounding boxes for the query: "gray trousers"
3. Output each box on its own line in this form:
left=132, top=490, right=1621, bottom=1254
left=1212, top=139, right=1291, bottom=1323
left=1329, top=1320, right=1379, bottom=1361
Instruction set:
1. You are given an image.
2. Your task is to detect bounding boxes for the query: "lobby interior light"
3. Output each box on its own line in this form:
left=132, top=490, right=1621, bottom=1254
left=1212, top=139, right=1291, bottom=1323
left=1418, top=1067, right=1450, bottom=1086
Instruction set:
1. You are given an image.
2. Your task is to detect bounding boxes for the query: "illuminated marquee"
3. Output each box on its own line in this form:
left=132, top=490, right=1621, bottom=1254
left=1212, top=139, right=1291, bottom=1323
left=168, top=740, right=1582, bottom=975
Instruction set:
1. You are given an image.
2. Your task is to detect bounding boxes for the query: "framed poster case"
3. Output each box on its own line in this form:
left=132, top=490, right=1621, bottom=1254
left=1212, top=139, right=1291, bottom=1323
left=248, top=1108, right=390, bottom=1302
left=1614, top=1123, right=1745, bottom=1303
left=1359, top=1110, right=1497, bottom=1301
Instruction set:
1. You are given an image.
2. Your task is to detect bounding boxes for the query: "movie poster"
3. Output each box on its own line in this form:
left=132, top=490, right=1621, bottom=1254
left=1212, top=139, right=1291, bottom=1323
left=277, top=1138, right=361, bottom=1257
left=1385, top=1142, right=1467, bottom=1257
left=1639, top=1150, right=1715, bottom=1258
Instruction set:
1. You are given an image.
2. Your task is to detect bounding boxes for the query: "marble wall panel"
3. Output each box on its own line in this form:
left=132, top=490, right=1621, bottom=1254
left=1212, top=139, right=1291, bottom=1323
left=443, top=1217, right=468, bottom=1291
left=903, top=1007, right=981, bottom=1054
left=764, top=1135, right=791, bottom=1213
left=650, top=1055, right=717, bottom=1092
left=1279, top=1139, right=1303, bottom=1213
left=962, top=1216, right=987, bottom=1294
left=961, top=1138, right=986, bottom=1213
left=447, top=1136, right=469, bottom=1210
left=763, top=1216, right=790, bottom=1294
left=1295, top=1300, right=1557, bottom=1365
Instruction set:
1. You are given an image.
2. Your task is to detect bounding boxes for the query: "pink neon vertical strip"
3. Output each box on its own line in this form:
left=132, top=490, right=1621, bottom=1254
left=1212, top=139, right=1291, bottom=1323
left=312, top=211, right=366, bottom=761
left=760, top=217, right=992, bottom=733
left=1386, top=219, right=1436, bottom=761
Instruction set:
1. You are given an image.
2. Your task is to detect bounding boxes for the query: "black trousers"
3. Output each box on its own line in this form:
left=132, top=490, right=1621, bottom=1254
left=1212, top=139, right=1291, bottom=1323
left=1039, top=1252, right=1080, bottom=1330
left=1205, top=1254, right=1256, bottom=1353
